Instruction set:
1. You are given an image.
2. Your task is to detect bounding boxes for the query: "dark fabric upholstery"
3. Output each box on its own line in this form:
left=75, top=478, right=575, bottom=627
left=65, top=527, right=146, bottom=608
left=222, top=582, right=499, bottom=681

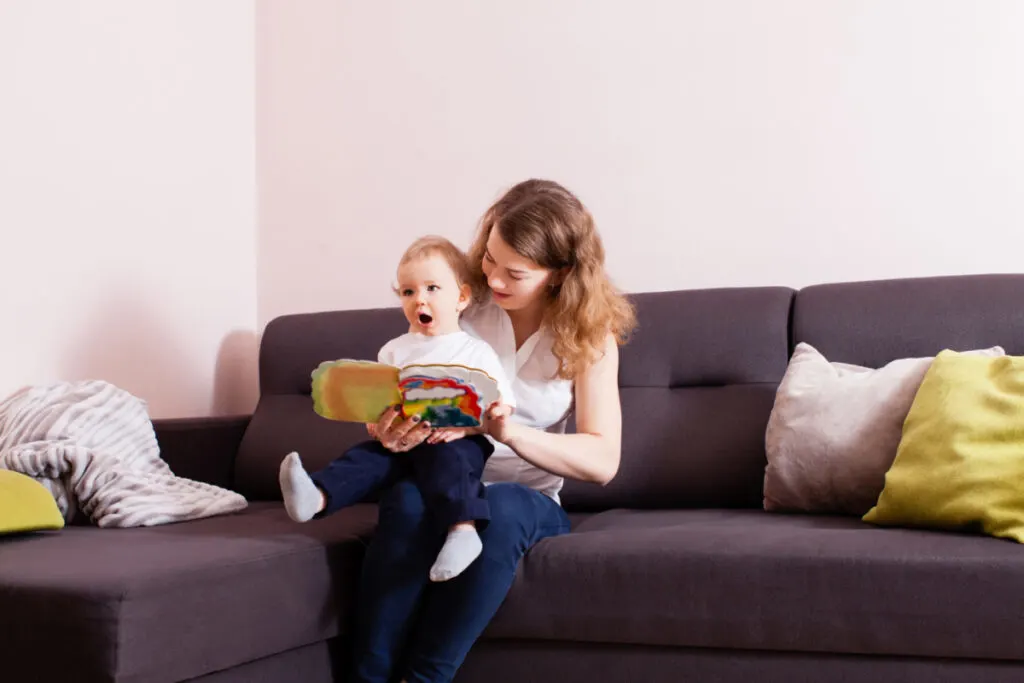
left=0, top=503, right=375, bottom=683
left=154, top=415, right=250, bottom=490
left=617, top=287, right=795, bottom=387
left=562, top=385, right=777, bottom=510
left=241, top=287, right=794, bottom=508
left=457, top=641, right=1024, bottom=683
left=236, top=395, right=374, bottom=501
left=237, top=307, right=408, bottom=501
left=238, top=387, right=780, bottom=510
left=180, top=641, right=340, bottom=683
left=259, top=307, right=407, bottom=396
left=484, top=509, right=1024, bottom=662
left=10, top=274, right=1024, bottom=683
left=256, top=285, right=795, bottom=400
left=562, top=286, right=793, bottom=510
left=793, top=274, right=1024, bottom=365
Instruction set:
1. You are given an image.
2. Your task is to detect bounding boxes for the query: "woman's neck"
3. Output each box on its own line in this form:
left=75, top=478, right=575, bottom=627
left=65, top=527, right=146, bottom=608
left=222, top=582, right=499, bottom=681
left=505, top=302, right=546, bottom=350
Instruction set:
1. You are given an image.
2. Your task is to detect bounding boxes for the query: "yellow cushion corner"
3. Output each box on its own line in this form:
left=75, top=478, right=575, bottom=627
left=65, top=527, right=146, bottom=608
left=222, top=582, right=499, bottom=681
left=863, top=350, right=1024, bottom=542
left=0, top=469, right=65, bottom=534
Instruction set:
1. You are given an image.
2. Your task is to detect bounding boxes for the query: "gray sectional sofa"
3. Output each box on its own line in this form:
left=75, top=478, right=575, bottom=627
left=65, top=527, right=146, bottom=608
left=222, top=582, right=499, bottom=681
left=3, top=273, right=1024, bottom=683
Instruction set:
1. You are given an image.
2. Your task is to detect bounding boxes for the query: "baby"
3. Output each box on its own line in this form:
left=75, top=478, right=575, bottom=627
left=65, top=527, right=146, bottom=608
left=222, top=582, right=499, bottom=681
left=278, top=235, right=514, bottom=582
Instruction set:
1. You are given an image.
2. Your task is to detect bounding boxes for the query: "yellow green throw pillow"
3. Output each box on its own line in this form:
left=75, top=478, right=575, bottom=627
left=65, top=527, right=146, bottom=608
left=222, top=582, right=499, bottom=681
left=0, top=470, right=64, bottom=534
left=864, top=350, right=1024, bottom=541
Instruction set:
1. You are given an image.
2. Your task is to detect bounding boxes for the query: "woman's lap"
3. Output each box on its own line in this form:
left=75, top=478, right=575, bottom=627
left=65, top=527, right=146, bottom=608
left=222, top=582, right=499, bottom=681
left=351, top=478, right=570, bottom=683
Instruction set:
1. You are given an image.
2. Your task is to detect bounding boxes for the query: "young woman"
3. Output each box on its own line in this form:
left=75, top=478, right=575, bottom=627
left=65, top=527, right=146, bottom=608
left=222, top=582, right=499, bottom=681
left=354, top=179, right=636, bottom=683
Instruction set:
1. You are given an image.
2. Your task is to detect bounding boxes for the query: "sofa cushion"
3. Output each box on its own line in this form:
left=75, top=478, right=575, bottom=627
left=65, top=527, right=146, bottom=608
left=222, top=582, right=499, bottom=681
left=485, top=509, right=1024, bottom=662
left=865, top=351, right=1024, bottom=542
left=793, top=273, right=1024, bottom=365
left=0, top=502, right=376, bottom=683
left=236, top=307, right=408, bottom=501
left=561, top=287, right=794, bottom=510
left=763, top=342, right=1005, bottom=516
left=615, top=288, right=795, bottom=389
left=259, top=307, right=407, bottom=397
left=0, top=469, right=64, bottom=534
left=458, top=640, right=1024, bottom=683
left=564, top=384, right=779, bottom=510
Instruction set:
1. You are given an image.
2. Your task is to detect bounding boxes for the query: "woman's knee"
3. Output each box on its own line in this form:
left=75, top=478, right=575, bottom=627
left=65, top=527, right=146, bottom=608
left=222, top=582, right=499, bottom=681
left=484, top=483, right=569, bottom=543
left=485, top=483, right=538, bottom=519
left=478, top=484, right=543, bottom=557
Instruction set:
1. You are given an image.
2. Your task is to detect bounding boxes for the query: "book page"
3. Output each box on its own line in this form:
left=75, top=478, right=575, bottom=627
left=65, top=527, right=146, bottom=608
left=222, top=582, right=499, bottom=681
left=397, top=364, right=501, bottom=428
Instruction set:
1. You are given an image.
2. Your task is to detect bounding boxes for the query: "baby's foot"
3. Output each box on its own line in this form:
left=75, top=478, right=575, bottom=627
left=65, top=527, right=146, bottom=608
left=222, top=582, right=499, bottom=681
left=279, top=452, right=324, bottom=522
left=429, top=526, right=483, bottom=582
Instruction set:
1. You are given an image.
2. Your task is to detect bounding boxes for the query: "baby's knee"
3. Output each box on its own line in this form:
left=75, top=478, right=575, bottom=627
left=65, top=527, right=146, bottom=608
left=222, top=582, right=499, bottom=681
left=378, top=479, right=427, bottom=531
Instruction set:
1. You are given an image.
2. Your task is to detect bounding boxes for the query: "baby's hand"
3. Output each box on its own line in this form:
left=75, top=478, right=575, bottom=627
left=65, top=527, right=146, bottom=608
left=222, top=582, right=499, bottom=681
left=427, top=428, right=465, bottom=444
left=366, top=423, right=378, bottom=438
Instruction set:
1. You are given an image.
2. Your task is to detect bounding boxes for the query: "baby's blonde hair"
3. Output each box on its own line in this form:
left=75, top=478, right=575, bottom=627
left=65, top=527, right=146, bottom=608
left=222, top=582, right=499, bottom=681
left=397, top=235, right=473, bottom=288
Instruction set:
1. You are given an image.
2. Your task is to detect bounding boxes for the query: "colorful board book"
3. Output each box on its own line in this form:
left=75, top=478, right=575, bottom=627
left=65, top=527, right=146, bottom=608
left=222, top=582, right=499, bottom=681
left=311, top=359, right=500, bottom=428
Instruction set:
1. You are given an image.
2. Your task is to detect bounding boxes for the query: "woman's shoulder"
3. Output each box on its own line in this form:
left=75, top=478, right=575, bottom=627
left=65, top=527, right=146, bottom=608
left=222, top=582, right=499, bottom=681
left=460, top=299, right=503, bottom=339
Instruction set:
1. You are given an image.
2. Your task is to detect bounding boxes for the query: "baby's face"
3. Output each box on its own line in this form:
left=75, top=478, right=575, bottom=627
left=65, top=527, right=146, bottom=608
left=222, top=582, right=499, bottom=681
left=396, top=253, right=469, bottom=336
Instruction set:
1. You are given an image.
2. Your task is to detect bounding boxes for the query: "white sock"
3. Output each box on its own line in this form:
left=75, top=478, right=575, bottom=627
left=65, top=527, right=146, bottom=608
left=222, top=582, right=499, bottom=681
left=429, top=526, right=483, bottom=582
left=279, top=452, right=324, bottom=522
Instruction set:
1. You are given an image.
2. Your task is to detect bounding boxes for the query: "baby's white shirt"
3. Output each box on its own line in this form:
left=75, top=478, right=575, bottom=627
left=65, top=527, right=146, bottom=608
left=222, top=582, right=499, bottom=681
left=378, top=331, right=516, bottom=409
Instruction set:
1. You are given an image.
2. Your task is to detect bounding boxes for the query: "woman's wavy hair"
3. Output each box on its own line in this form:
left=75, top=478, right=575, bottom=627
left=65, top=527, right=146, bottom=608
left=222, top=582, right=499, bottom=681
left=467, top=179, right=636, bottom=379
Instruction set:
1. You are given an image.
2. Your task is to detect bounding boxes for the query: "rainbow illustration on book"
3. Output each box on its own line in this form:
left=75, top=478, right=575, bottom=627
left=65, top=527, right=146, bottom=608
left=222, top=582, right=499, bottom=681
left=311, top=359, right=501, bottom=428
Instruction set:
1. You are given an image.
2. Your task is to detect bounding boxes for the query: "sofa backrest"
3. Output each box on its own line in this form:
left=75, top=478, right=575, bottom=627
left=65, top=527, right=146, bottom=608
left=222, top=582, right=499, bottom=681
left=792, top=274, right=1024, bottom=362
left=234, top=285, right=795, bottom=510
left=235, top=308, right=408, bottom=501
left=560, top=287, right=793, bottom=510
left=233, top=273, right=1024, bottom=511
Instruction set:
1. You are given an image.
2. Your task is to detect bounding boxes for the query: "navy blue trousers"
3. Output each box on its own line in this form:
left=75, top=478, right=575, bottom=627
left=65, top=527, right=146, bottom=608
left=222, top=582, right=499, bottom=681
left=351, top=480, right=571, bottom=683
left=309, top=435, right=494, bottom=531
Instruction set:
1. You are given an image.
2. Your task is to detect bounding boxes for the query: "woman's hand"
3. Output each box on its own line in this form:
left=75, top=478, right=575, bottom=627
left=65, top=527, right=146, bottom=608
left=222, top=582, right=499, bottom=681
left=478, top=335, right=622, bottom=485
left=373, top=406, right=432, bottom=453
left=423, top=403, right=515, bottom=445
left=482, top=403, right=515, bottom=443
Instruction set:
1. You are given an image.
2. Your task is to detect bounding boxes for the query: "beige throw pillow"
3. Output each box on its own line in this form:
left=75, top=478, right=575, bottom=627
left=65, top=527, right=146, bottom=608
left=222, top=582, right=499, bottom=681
left=763, top=342, right=1005, bottom=515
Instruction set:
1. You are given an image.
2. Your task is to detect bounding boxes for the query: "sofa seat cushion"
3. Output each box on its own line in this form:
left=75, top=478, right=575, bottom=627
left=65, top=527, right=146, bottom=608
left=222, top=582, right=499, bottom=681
left=485, top=509, right=1024, bottom=662
left=0, top=502, right=376, bottom=683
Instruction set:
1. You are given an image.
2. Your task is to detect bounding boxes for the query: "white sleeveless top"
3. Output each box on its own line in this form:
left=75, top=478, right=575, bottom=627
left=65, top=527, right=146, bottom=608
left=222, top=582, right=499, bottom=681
left=460, top=300, right=574, bottom=504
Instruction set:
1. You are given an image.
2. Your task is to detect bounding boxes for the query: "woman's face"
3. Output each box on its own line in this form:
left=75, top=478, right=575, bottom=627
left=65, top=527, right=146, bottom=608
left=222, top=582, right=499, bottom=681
left=481, top=228, right=554, bottom=312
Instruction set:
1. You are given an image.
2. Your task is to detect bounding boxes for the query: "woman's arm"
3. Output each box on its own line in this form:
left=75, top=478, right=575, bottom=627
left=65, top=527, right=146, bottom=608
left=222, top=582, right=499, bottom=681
left=493, top=334, right=623, bottom=486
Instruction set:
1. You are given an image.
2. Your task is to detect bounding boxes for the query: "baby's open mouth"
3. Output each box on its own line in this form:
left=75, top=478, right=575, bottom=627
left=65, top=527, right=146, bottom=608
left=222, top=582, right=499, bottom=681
left=418, top=313, right=433, bottom=325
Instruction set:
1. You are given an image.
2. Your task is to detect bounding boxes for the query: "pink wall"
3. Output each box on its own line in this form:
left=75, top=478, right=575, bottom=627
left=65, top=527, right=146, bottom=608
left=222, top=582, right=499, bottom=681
left=256, top=1, right=1024, bottom=326
left=5, top=2, right=1023, bottom=418
left=0, top=2, right=258, bottom=418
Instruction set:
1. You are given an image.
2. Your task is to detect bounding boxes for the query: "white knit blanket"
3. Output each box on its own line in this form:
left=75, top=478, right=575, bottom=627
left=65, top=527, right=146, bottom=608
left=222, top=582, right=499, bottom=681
left=0, top=380, right=247, bottom=527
